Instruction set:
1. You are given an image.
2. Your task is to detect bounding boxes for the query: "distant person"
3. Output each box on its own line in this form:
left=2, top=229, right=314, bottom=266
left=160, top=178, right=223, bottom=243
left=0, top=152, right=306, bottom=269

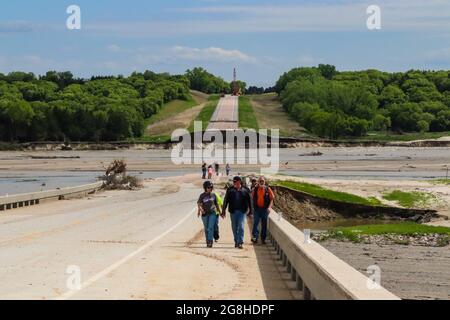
left=250, top=178, right=258, bottom=192
left=197, top=181, right=221, bottom=248
left=215, top=163, right=220, bottom=176
left=222, top=176, right=253, bottom=249
left=226, top=163, right=231, bottom=176
left=251, top=176, right=274, bottom=245
left=207, top=165, right=213, bottom=179
left=201, top=163, right=207, bottom=180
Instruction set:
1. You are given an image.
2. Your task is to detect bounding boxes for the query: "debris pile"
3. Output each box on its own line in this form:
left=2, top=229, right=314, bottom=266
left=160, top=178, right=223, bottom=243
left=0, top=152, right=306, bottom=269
left=100, top=159, right=143, bottom=190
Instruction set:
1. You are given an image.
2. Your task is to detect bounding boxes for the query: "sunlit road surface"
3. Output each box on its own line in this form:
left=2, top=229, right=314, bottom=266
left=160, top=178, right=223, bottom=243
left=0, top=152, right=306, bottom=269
left=0, top=177, right=298, bottom=300
left=207, top=95, right=239, bottom=131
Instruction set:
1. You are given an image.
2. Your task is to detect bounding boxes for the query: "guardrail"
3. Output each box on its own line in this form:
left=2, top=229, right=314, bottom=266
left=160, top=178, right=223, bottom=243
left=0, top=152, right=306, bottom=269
left=0, top=182, right=104, bottom=212
left=267, top=213, right=400, bottom=300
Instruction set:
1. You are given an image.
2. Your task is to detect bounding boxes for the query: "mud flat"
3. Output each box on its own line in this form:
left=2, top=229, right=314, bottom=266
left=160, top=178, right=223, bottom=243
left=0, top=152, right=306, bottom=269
left=0, top=146, right=449, bottom=199
left=321, top=240, right=450, bottom=300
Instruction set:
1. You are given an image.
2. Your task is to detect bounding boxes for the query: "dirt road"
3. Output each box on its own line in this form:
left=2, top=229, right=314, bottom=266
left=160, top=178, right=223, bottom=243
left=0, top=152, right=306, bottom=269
left=0, top=178, right=297, bottom=300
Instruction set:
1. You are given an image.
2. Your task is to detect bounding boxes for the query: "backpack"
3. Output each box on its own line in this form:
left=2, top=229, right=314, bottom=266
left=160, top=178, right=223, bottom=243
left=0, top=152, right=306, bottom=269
left=253, top=186, right=271, bottom=209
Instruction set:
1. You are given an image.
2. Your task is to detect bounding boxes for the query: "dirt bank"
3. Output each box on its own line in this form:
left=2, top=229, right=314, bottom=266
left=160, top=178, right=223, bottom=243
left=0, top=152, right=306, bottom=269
left=272, top=186, right=441, bottom=224
left=271, top=175, right=450, bottom=223
left=273, top=188, right=341, bottom=222
left=1, top=135, right=449, bottom=151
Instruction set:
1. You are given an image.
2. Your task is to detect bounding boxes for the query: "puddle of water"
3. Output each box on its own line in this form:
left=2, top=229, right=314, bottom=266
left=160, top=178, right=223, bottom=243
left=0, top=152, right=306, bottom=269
left=0, top=170, right=192, bottom=196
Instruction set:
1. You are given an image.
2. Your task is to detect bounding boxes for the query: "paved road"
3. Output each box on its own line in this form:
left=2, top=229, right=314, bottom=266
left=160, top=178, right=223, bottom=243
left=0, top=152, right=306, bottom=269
left=207, top=95, right=239, bottom=131
left=0, top=178, right=298, bottom=300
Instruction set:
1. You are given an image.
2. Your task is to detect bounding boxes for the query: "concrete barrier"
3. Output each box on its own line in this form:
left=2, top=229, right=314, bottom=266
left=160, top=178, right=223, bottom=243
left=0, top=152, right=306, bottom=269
left=0, top=182, right=104, bottom=212
left=268, top=213, right=400, bottom=300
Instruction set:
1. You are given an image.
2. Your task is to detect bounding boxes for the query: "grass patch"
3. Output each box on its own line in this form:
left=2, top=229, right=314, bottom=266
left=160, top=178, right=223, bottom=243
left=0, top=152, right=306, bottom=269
left=429, top=179, right=450, bottom=185
left=328, top=223, right=450, bottom=242
left=382, top=190, right=436, bottom=208
left=239, top=96, right=259, bottom=130
left=367, top=197, right=383, bottom=206
left=357, top=131, right=450, bottom=142
left=130, top=135, right=172, bottom=143
left=275, top=180, right=383, bottom=206
left=144, top=96, right=197, bottom=128
left=188, top=97, right=220, bottom=132
left=208, top=94, right=220, bottom=101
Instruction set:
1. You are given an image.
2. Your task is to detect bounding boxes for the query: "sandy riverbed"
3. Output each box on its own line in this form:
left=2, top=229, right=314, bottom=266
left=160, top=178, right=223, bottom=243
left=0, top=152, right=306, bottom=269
left=1, top=147, right=449, bottom=217
left=321, top=240, right=450, bottom=300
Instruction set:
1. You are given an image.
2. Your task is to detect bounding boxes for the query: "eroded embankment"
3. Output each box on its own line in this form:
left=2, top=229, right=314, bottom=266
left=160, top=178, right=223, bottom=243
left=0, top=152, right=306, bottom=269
left=1, top=136, right=449, bottom=151
left=272, top=186, right=441, bottom=224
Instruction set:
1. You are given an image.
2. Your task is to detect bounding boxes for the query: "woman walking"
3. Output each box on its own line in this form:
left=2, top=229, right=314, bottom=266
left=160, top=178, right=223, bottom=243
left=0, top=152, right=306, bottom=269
left=207, top=165, right=213, bottom=179
left=226, top=163, right=231, bottom=176
left=197, top=181, right=221, bottom=248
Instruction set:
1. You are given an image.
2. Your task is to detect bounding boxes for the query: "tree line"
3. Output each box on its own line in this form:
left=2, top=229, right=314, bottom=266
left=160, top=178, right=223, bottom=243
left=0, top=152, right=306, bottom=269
left=186, top=67, right=246, bottom=94
left=276, top=64, right=450, bottom=139
left=0, top=70, right=190, bottom=142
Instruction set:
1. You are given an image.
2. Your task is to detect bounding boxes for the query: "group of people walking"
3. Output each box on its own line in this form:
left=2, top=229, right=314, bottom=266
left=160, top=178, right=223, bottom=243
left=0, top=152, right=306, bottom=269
left=197, top=175, right=274, bottom=249
left=201, top=163, right=231, bottom=180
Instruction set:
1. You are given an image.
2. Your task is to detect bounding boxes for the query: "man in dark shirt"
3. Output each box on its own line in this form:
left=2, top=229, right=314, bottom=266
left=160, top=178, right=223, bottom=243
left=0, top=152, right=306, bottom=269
left=222, top=176, right=253, bottom=249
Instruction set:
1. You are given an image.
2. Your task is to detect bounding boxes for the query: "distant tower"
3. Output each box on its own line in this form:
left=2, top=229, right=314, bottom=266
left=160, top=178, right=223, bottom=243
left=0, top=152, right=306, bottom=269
left=232, top=68, right=239, bottom=96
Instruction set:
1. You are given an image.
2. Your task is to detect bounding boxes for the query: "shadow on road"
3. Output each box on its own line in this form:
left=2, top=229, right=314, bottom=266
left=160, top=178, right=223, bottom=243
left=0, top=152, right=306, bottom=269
left=246, top=218, right=298, bottom=300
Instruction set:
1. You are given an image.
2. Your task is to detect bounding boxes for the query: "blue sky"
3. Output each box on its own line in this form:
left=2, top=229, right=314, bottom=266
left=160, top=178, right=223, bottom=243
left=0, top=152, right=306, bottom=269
left=1, top=0, right=450, bottom=86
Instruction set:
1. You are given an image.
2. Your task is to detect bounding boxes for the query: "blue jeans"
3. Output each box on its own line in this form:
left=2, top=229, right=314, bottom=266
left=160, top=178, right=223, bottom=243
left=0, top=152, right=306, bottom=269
left=230, top=211, right=246, bottom=245
left=252, top=208, right=269, bottom=241
left=202, top=214, right=218, bottom=243
left=214, top=216, right=220, bottom=240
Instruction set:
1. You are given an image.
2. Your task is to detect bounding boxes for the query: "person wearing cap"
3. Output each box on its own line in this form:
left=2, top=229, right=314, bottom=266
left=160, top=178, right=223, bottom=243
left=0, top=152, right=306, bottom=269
left=197, top=181, right=221, bottom=248
left=251, top=176, right=274, bottom=245
left=222, top=176, right=253, bottom=249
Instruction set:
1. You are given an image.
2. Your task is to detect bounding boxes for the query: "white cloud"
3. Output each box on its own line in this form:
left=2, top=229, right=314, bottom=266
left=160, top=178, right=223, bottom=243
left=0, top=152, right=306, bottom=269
left=106, top=44, right=121, bottom=52
left=298, top=54, right=317, bottom=65
left=171, top=46, right=256, bottom=63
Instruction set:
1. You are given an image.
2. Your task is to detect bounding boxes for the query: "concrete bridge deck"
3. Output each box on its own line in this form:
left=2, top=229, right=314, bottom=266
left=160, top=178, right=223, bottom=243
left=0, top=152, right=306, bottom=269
left=0, top=178, right=298, bottom=300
